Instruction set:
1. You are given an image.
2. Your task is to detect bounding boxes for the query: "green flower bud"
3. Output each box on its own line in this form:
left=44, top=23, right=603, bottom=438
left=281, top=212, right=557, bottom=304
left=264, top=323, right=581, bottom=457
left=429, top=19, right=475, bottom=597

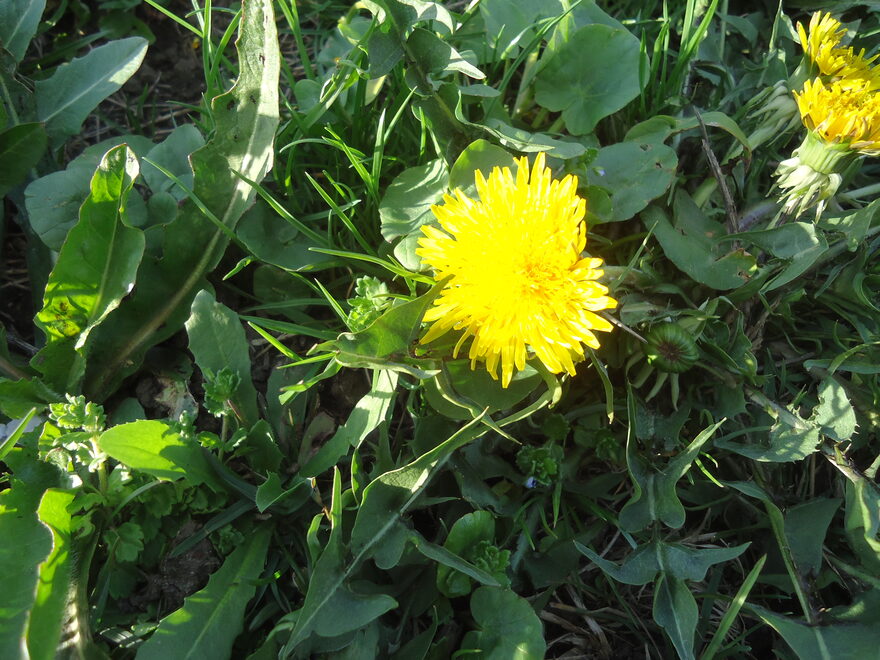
left=644, top=323, right=699, bottom=373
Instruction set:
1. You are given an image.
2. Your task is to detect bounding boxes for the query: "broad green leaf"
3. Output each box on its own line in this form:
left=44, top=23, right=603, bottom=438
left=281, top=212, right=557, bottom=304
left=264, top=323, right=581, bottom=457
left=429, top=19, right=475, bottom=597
left=241, top=419, right=283, bottom=473
left=656, top=542, right=751, bottom=583
left=471, top=116, right=589, bottom=159
left=478, top=0, right=562, bottom=52
left=24, top=135, right=153, bottom=249
left=586, top=141, right=677, bottom=222
left=378, top=159, right=448, bottom=241
left=764, top=241, right=828, bottom=292
left=750, top=604, right=880, bottom=660
left=619, top=405, right=725, bottom=531
left=32, top=145, right=145, bottom=392
left=820, top=198, right=879, bottom=251
left=35, top=37, right=148, bottom=144
left=0, top=0, right=46, bottom=62
left=448, top=139, right=516, bottom=194
left=301, top=369, right=398, bottom=477
left=845, top=476, right=880, bottom=575
left=371, top=520, right=412, bottom=571
left=0, top=450, right=58, bottom=658
left=237, top=202, right=328, bottom=271
left=141, top=124, right=204, bottom=198
left=646, top=194, right=756, bottom=290
left=367, top=26, right=404, bottom=78
left=0, top=377, right=59, bottom=418
left=718, top=415, right=820, bottom=462
left=97, top=420, right=221, bottom=489
left=443, top=86, right=590, bottom=160
left=136, top=527, right=270, bottom=660
left=784, top=498, right=841, bottom=577
left=534, top=24, right=641, bottom=135
left=624, top=111, right=751, bottom=159
left=435, top=511, right=500, bottom=597
left=653, top=574, right=697, bottom=660
left=84, top=0, right=280, bottom=401
left=460, top=587, right=546, bottom=660
left=576, top=540, right=749, bottom=586
left=370, top=0, right=455, bottom=37
left=734, top=222, right=822, bottom=259
left=350, top=415, right=485, bottom=558
left=548, top=0, right=630, bottom=45
left=26, top=489, right=75, bottom=660
left=575, top=541, right=658, bottom=586
left=254, top=473, right=310, bottom=513
left=717, top=388, right=834, bottom=462
left=406, top=28, right=485, bottom=85
left=417, top=535, right=502, bottom=593
left=186, top=290, right=259, bottom=426
left=0, top=122, right=46, bottom=196
left=580, top=540, right=747, bottom=660
left=423, top=360, right=541, bottom=420
left=811, top=377, right=857, bottom=442
left=312, top=589, right=397, bottom=639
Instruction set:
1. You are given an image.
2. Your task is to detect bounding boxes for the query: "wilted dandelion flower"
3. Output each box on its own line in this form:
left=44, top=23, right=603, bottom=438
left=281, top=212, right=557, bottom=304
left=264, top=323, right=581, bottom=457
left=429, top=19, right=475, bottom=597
left=775, top=78, right=880, bottom=216
left=417, top=153, right=617, bottom=388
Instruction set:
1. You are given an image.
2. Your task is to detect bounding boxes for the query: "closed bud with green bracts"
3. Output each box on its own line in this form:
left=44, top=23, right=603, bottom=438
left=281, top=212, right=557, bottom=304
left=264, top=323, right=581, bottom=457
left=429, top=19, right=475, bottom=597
left=643, top=323, right=699, bottom=373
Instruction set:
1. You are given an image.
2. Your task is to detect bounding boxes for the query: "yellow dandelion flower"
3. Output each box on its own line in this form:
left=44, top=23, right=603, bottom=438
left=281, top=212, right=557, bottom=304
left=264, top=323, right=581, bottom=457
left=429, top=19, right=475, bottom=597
left=795, top=77, right=880, bottom=154
left=798, top=12, right=880, bottom=87
left=798, top=12, right=847, bottom=65
left=774, top=77, right=880, bottom=217
left=416, top=153, right=617, bottom=388
left=814, top=44, right=879, bottom=85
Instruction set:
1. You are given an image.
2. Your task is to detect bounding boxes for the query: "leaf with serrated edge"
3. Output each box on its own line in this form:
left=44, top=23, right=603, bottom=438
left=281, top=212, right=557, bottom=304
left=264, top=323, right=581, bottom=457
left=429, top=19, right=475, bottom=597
left=26, top=489, right=75, bottom=660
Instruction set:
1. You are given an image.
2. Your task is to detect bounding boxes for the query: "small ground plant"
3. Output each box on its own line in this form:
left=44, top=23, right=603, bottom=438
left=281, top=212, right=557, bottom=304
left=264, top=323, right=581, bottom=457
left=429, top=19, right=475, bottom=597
left=1, top=0, right=879, bottom=658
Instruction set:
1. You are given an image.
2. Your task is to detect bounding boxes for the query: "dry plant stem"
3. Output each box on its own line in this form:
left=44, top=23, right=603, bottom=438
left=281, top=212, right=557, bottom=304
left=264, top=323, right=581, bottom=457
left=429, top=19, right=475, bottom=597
left=694, top=107, right=739, bottom=233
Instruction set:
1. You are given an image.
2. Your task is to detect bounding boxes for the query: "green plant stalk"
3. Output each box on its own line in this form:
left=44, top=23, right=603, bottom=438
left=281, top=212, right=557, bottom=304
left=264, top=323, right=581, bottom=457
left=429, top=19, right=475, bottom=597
left=143, top=0, right=203, bottom=36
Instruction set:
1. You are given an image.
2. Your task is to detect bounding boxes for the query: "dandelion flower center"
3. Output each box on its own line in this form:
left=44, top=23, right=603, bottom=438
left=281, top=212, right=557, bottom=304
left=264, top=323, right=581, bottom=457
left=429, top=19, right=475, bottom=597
left=795, top=78, right=880, bottom=153
left=416, top=153, right=617, bottom=388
